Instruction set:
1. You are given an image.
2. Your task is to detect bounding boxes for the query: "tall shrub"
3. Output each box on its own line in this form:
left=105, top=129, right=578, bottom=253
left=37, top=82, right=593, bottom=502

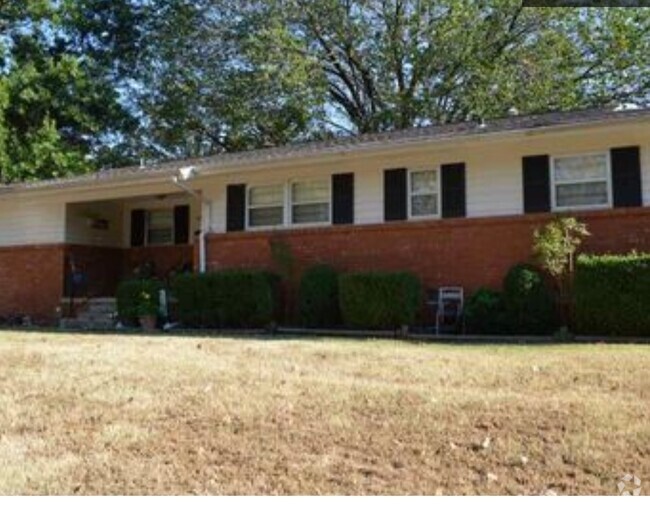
left=298, top=264, right=340, bottom=327
left=171, top=270, right=279, bottom=328
left=464, top=288, right=508, bottom=335
left=575, top=253, right=650, bottom=336
left=339, top=272, right=421, bottom=329
left=502, top=264, right=557, bottom=335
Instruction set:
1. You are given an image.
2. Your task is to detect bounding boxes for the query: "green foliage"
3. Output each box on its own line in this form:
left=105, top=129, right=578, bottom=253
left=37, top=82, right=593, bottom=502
left=533, top=217, right=590, bottom=282
left=465, top=265, right=558, bottom=336
left=171, top=270, right=279, bottom=328
left=575, top=253, right=650, bottom=336
left=298, top=265, right=340, bottom=327
left=3, top=3, right=650, bottom=178
left=116, top=279, right=163, bottom=323
left=502, top=264, right=558, bottom=335
left=338, top=272, right=421, bottom=329
left=464, top=288, right=508, bottom=335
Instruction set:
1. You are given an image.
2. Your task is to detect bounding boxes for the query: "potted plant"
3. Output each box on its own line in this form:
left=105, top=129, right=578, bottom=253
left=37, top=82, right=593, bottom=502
left=136, top=290, right=159, bottom=331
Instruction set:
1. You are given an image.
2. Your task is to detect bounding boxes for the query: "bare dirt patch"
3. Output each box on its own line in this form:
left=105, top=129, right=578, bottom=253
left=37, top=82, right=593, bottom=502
left=0, top=331, right=648, bottom=495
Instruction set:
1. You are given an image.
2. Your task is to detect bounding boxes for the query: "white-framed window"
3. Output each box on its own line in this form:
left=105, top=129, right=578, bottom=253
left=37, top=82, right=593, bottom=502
left=290, top=179, right=331, bottom=225
left=409, top=169, right=440, bottom=218
left=147, top=209, right=174, bottom=245
left=552, top=153, right=611, bottom=210
left=247, top=184, right=285, bottom=228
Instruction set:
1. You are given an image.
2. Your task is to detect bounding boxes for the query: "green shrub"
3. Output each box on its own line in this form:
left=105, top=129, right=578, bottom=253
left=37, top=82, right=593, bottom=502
left=116, top=278, right=164, bottom=324
left=298, top=265, right=340, bottom=327
left=502, top=263, right=557, bottom=335
left=575, top=253, right=650, bottom=336
left=170, top=269, right=279, bottom=328
left=464, top=288, right=508, bottom=335
left=339, top=272, right=421, bottom=329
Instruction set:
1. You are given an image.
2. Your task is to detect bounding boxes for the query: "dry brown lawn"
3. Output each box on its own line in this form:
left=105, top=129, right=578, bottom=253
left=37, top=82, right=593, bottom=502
left=0, top=331, right=648, bottom=495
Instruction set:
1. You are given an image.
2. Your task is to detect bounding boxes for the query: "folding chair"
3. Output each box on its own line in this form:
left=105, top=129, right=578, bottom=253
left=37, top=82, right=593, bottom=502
left=431, top=287, right=464, bottom=335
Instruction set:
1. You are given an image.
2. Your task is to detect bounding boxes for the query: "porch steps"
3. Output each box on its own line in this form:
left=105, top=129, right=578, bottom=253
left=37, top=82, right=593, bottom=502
left=60, top=297, right=117, bottom=331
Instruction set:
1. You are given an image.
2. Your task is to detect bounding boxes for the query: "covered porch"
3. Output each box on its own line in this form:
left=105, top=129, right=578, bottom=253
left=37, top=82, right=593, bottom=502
left=63, top=192, right=200, bottom=302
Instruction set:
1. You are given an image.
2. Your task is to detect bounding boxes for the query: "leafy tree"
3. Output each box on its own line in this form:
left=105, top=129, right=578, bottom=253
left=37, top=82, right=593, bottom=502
left=533, top=216, right=590, bottom=328
left=258, top=1, right=650, bottom=133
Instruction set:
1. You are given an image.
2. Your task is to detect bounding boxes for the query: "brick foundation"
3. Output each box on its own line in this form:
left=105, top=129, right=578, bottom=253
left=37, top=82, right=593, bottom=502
left=0, top=244, right=65, bottom=324
left=0, top=243, right=194, bottom=324
left=205, top=208, right=650, bottom=294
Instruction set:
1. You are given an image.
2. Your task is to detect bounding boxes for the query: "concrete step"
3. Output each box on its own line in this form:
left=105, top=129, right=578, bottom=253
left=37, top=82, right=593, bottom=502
left=60, top=318, right=116, bottom=331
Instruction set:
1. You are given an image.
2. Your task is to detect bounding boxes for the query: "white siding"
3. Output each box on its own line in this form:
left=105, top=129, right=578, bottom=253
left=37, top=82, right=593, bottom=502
left=0, top=198, right=65, bottom=246
left=66, top=201, right=124, bottom=247
left=1, top=120, right=649, bottom=246
left=200, top=121, right=650, bottom=232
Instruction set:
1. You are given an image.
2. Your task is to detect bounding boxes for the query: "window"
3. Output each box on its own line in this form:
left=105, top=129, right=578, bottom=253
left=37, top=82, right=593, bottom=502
left=409, top=169, right=439, bottom=218
left=147, top=209, right=173, bottom=245
left=291, top=180, right=330, bottom=225
left=247, top=184, right=284, bottom=228
left=552, top=153, right=610, bottom=209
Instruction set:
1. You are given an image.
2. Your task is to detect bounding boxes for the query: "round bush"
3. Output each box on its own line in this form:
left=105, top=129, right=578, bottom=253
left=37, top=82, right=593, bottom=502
left=502, top=263, right=557, bottom=335
left=464, top=288, right=508, bottom=335
left=298, top=265, right=340, bottom=327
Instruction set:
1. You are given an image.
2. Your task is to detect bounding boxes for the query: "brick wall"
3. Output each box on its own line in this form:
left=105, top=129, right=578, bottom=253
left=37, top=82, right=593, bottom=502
left=65, top=245, right=123, bottom=297
left=205, top=208, right=650, bottom=293
left=124, top=245, right=194, bottom=279
left=0, top=244, right=65, bottom=324
left=0, top=243, right=195, bottom=324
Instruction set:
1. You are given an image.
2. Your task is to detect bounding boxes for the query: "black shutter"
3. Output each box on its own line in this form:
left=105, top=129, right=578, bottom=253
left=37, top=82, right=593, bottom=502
left=522, top=155, right=551, bottom=214
left=384, top=168, right=407, bottom=221
left=441, top=163, right=466, bottom=218
left=130, top=209, right=146, bottom=247
left=226, top=184, right=246, bottom=232
left=332, top=173, right=354, bottom=225
left=611, top=146, right=642, bottom=208
left=174, top=205, right=190, bottom=244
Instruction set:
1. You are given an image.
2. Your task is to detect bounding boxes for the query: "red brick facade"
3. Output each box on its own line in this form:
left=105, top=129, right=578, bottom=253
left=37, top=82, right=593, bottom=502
left=0, top=243, right=194, bottom=324
left=2, top=208, right=649, bottom=325
left=0, top=244, right=65, bottom=324
left=205, top=207, right=650, bottom=293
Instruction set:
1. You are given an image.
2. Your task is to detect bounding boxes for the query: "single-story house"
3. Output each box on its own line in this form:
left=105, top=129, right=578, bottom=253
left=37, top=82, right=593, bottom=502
left=1, top=107, right=650, bottom=324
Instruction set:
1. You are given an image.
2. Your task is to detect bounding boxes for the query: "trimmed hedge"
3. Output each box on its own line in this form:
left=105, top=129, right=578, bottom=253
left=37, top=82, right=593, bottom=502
left=465, top=264, right=557, bottom=335
left=464, top=288, right=508, bottom=335
left=339, top=272, right=421, bottom=329
left=298, top=264, right=340, bottom=327
left=502, top=263, right=557, bottom=335
left=171, top=269, right=279, bottom=328
left=116, top=278, right=164, bottom=324
left=575, top=253, right=650, bottom=336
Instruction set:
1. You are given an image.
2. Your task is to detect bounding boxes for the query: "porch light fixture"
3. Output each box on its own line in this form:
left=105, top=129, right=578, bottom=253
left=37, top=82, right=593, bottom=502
left=175, top=165, right=197, bottom=183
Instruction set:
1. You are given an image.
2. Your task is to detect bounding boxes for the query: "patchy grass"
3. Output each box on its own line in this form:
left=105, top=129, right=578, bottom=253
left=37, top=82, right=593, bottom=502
left=0, top=331, right=648, bottom=495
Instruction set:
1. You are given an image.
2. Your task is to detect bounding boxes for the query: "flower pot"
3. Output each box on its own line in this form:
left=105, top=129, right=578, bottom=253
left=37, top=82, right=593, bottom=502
left=139, top=314, right=157, bottom=332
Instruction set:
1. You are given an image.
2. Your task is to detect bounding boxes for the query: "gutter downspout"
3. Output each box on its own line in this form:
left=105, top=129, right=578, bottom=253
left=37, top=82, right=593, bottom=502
left=171, top=176, right=211, bottom=273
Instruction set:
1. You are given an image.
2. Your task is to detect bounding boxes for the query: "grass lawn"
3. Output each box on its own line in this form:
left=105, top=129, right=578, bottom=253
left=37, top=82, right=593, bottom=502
left=0, top=331, right=648, bottom=495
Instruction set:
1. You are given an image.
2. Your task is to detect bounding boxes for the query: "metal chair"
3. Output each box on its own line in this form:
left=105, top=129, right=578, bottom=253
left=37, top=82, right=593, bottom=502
left=427, top=287, right=464, bottom=335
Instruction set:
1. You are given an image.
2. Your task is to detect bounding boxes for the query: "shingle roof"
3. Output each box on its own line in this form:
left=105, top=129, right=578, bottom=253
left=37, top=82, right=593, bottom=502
left=4, top=106, right=650, bottom=193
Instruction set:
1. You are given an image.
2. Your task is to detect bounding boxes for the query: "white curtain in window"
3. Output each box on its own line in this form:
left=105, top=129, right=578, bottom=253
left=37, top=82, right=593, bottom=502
left=147, top=210, right=173, bottom=245
left=249, top=185, right=284, bottom=207
left=554, top=154, right=608, bottom=182
left=411, top=170, right=438, bottom=194
left=292, top=180, right=329, bottom=204
left=557, top=182, right=608, bottom=208
left=291, top=180, right=330, bottom=224
left=412, top=194, right=438, bottom=216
